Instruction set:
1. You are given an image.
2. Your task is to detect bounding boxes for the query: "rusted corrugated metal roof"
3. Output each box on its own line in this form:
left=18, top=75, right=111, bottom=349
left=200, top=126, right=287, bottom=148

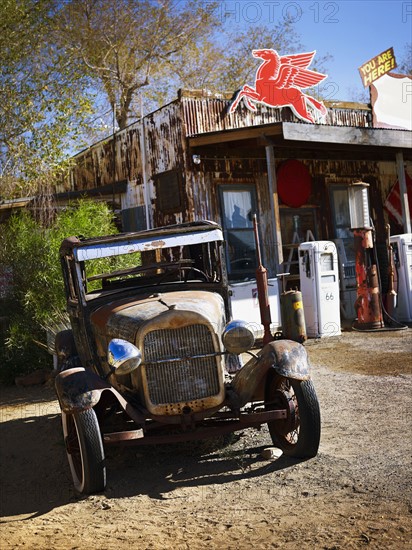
left=180, top=90, right=372, bottom=137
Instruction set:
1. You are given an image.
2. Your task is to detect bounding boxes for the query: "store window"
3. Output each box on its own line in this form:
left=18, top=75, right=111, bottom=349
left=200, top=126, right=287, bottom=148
left=219, top=185, right=257, bottom=280
left=280, top=207, right=319, bottom=245
left=154, top=170, right=182, bottom=213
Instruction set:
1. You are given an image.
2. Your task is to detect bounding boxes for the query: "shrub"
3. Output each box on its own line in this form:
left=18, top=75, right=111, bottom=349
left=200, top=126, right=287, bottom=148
left=0, top=199, right=120, bottom=384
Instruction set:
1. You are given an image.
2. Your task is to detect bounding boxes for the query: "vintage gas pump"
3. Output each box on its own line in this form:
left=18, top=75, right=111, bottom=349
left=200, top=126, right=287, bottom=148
left=349, top=182, right=384, bottom=330
left=299, top=240, right=341, bottom=337
left=390, top=233, right=412, bottom=322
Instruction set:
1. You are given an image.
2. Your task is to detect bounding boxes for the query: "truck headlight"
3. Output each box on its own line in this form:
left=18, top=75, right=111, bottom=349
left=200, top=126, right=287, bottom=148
left=108, top=338, right=142, bottom=375
left=222, top=320, right=255, bottom=354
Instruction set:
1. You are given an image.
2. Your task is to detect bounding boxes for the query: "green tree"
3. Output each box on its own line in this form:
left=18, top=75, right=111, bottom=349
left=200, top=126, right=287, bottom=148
left=397, top=42, right=412, bottom=74
left=0, top=0, right=95, bottom=198
left=0, top=200, right=119, bottom=383
left=56, top=0, right=221, bottom=130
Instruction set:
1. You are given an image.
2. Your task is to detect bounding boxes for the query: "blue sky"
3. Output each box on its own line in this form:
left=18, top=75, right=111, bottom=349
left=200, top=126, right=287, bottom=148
left=294, top=0, right=411, bottom=100
left=217, top=0, right=412, bottom=101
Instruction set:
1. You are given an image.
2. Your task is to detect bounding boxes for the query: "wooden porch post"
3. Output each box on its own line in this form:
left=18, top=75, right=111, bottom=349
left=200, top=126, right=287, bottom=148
left=265, top=145, right=283, bottom=271
left=396, top=151, right=411, bottom=234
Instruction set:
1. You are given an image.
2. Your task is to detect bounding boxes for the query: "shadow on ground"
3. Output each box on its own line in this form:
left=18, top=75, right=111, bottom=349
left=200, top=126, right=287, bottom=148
left=0, top=384, right=300, bottom=520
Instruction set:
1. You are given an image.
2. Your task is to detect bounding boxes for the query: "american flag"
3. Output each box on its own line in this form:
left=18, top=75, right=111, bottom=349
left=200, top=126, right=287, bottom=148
left=384, top=171, right=412, bottom=226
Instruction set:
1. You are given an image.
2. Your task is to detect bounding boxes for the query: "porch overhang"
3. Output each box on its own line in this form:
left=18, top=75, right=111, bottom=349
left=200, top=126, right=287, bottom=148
left=188, top=122, right=283, bottom=147
left=187, top=119, right=412, bottom=270
left=281, top=122, right=412, bottom=149
left=0, top=197, right=35, bottom=211
left=188, top=122, right=412, bottom=160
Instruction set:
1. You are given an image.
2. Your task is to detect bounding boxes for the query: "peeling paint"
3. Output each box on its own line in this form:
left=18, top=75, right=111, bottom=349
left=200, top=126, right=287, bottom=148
left=66, top=91, right=409, bottom=245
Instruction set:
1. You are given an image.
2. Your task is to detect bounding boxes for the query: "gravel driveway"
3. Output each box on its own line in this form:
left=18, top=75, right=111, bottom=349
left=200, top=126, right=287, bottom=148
left=1, top=328, right=411, bottom=549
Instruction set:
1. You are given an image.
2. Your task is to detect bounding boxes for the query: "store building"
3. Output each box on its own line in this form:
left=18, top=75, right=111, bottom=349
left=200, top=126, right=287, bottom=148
left=62, top=88, right=410, bottom=280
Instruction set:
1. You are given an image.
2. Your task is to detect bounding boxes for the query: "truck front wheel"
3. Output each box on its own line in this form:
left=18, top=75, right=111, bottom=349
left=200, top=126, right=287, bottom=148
left=265, top=375, right=321, bottom=458
left=62, top=408, right=106, bottom=494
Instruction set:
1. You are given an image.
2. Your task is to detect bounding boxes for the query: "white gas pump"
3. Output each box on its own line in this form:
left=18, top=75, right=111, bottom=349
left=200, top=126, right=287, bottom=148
left=390, top=233, right=412, bottom=322
left=299, top=241, right=341, bottom=337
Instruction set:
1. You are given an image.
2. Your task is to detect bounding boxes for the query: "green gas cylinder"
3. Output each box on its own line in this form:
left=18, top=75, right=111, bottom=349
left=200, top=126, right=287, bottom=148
left=280, top=290, right=307, bottom=343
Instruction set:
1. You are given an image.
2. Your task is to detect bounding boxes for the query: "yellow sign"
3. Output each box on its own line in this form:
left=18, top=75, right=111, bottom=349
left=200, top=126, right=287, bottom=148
left=293, top=301, right=303, bottom=310
left=358, top=47, right=397, bottom=87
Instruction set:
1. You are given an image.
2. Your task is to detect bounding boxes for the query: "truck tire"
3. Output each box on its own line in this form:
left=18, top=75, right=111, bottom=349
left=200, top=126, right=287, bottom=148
left=62, top=408, right=106, bottom=494
left=265, top=375, right=321, bottom=458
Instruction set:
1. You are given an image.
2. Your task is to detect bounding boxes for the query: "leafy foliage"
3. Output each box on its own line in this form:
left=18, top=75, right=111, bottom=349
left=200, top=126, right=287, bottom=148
left=56, top=0, right=221, bottom=130
left=0, top=200, right=120, bottom=383
left=397, top=42, right=412, bottom=74
left=0, top=0, right=336, bottom=200
left=0, top=0, right=95, bottom=197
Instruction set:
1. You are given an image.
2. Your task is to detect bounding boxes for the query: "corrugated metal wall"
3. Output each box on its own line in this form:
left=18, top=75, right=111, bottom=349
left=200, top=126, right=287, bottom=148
left=66, top=91, right=407, bottom=242
left=68, top=93, right=374, bottom=195
left=69, top=100, right=190, bottom=228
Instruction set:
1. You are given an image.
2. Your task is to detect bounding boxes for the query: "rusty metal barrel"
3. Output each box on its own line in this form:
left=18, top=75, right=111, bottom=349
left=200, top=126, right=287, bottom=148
left=280, top=289, right=307, bottom=343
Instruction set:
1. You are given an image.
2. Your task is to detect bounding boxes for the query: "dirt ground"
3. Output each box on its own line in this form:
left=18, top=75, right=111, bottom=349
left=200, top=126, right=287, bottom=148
left=1, top=327, right=411, bottom=550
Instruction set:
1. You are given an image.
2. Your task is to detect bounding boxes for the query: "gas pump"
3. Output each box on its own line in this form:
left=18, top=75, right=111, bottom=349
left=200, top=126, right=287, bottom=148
left=349, top=182, right=384, bottom=330
left=299, top=241, right=341, bottom=337
left=390, top=233, right=412, bottom=322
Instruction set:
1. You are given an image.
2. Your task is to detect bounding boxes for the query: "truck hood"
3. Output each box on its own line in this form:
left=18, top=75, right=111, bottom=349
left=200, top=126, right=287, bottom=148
left=90, top=290, right=226, bottom=347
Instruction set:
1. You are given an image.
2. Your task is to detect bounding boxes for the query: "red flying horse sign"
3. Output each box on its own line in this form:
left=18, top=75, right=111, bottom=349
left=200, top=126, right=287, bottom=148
left=229, top=49, right=328, bottom=123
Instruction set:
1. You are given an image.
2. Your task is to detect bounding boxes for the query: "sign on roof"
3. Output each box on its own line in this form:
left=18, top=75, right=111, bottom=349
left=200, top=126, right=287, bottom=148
left=358, top=47, right=397, bottom=87
left=229, top=49, right=328, bottom=124
left=370, top=73, right=412, bottom=130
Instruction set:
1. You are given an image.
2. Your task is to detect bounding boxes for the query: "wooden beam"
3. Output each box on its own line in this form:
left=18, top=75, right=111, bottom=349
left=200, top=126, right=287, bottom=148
left=54, top=180, right=128, bottom=201
left=188, top=124, right=283, bottom=147
left=282, top=123, right=412, bottom=149
left=324, top=100, right=370, bottom=110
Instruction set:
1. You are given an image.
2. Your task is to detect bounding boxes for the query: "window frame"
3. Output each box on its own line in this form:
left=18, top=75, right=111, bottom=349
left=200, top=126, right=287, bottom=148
left=154, top=170, right=183, bottom=213
left=218, top=184, right=258, bottom=281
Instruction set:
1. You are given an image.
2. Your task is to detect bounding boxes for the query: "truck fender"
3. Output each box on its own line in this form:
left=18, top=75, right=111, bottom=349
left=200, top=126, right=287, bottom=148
left=231, top=340, right=311, bottom=407
left=55, top=367, right=147, bottom=424
left=55, top=367, right=110, bottom=413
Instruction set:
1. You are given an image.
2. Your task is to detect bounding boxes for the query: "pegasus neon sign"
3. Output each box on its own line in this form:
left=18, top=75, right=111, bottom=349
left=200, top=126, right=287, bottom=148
left=229, top=49, right=328, bottom=124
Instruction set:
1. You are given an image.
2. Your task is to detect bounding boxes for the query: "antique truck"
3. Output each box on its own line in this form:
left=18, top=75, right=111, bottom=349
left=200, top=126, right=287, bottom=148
left=55, top=221, right=321, bottom=494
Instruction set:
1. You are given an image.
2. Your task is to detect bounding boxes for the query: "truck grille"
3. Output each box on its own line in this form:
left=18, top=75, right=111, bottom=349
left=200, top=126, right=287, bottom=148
left=143, top=324, right=220, bottom=405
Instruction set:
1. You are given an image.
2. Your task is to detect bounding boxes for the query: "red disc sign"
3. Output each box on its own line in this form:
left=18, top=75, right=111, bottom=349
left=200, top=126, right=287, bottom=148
left=277, top=160, right=312, bottom=207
